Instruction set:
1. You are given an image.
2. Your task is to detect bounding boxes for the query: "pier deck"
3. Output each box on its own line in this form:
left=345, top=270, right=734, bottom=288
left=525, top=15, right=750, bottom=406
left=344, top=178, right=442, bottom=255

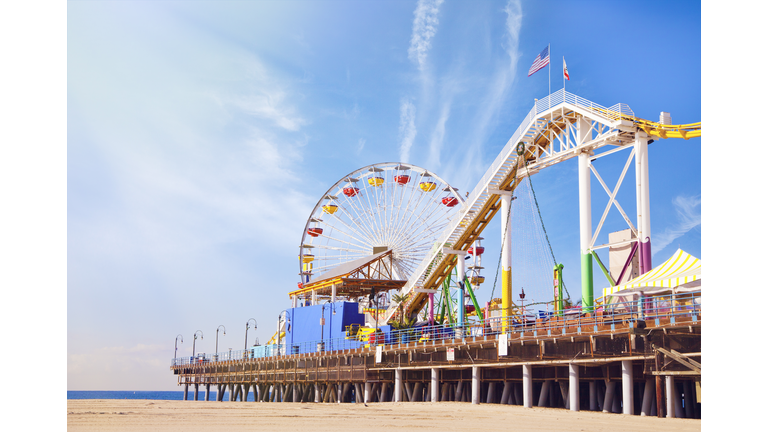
left=171, top=301, right=700, bottom=418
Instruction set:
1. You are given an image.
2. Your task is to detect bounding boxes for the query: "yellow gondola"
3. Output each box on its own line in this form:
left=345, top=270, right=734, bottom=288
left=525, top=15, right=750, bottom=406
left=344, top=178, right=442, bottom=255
left=322, top=204, right=338, bottom=214
left=470, top=276, right=485, bottom=285
left=419, top=181, right=436, bottom=192
left=302, top=254, right=315, bottom=263
left=368, top=177, right=384, bottom=187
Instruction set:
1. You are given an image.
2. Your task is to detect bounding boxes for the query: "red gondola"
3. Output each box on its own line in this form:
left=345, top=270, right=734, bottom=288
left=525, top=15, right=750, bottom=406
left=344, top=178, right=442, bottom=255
left=468, top=246, right=485, bottom=255
left=343, top=187, right=360, bottom=197
left=441, top=196, right=459, bottom=207
left=307, top=227, right=324, bottom=237
left=394, top=175, right=410, bottom=185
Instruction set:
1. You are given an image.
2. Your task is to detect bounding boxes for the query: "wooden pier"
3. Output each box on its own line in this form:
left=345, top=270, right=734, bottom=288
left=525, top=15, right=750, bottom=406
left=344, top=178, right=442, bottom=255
left=171, top=310, right=700, bottom=418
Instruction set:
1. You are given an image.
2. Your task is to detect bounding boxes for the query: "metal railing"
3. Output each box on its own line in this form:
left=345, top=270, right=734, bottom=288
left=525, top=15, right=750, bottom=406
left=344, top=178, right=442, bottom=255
left=172, top=290, right=700, bottom=366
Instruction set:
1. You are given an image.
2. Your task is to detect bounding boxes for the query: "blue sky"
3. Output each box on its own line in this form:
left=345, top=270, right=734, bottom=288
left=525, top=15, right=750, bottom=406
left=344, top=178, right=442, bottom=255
left=64, top=0, right=701, bottom=390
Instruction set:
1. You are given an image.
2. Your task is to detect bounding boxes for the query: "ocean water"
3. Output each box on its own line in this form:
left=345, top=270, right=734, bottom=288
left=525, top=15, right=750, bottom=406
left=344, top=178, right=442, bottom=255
left=67, top=391, right=231, bottom=400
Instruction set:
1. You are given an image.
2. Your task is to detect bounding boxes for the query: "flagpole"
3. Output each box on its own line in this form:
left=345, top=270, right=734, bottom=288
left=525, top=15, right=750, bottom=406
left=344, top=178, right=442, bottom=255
left=563, top=56, right=565, bottom=90
left=548, top=44, right=551, bottom=102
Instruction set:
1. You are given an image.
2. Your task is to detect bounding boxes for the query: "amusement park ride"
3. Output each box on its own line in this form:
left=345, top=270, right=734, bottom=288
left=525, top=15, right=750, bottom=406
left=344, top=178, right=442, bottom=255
left=173, top=90, right=701, bottom=416
left=280, top=89, right=701, bottom=348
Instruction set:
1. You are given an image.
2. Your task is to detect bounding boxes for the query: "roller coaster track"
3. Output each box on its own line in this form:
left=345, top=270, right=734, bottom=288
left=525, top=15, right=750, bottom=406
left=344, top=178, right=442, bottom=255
left=384, top=89, right=701, bottom=323
left=591, top=106, right=701, bottom=140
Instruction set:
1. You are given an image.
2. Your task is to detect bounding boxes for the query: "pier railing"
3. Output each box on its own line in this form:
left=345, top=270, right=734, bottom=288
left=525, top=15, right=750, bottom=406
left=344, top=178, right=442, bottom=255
left=171, top=290, right=700, bottom=367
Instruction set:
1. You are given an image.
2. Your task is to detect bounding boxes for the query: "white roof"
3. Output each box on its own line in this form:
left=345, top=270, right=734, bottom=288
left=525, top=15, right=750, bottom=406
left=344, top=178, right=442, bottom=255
left=311, top=250, right=391, bottom=282
left=602, top=248, right=701, bottom=298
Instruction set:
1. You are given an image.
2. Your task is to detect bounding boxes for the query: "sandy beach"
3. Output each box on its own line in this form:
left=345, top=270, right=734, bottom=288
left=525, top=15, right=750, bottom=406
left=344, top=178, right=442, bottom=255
left=67, top=400, right=700, bottom=432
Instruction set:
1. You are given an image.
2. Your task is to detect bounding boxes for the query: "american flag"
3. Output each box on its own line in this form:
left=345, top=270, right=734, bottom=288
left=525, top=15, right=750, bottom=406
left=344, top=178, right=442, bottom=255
left=527, top=45, right=550, bottom=77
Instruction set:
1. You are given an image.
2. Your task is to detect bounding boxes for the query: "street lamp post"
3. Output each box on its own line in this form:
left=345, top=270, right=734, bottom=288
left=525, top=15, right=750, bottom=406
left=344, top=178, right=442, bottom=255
left=192, top=330, right=203, bottom=359
left=174, top=334, right=183, bottom=362
left=245, top=319, right=257, bottom=351
left=215, top=325, right=226, bottom=359
left=519, top=288, right=526, bottom=329
left=290, top=308, right=294, bottom=352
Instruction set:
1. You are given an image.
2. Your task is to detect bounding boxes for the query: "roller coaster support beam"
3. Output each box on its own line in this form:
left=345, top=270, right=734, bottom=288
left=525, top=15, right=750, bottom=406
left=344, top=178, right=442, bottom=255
left=414, top=288, right=439, bottom=324
left=500, top=193, right=513, bottom=332
left=635, top=131, right=652, bottom=274
left=428, top=292, right=434, bottom=324
left=578, top=117, right=595, bottom=313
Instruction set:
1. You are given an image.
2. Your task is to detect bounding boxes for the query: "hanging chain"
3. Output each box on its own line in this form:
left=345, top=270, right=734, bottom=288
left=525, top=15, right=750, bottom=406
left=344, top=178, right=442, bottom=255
left=488, top=143, right=572, bottom=307
left=523, top=156, right=571, bottom=302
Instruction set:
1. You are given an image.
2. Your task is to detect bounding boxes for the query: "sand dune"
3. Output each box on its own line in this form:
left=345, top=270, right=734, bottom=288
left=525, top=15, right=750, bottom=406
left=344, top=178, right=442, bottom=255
left=67, top=399, right=700, bottom=432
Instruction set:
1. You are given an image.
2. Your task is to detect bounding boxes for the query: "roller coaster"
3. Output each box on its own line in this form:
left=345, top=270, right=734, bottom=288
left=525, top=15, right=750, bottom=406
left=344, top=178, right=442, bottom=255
left=293, top=88, right=701, bottom=329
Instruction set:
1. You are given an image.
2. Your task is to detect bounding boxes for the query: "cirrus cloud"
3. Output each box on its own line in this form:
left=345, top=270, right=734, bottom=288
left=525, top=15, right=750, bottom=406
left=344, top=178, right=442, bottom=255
left=408, top=0, right=445, bottom=72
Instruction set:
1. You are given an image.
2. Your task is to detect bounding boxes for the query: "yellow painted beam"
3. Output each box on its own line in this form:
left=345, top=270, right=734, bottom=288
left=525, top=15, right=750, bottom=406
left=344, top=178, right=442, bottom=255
left=288, top=276, right=346, bottom=297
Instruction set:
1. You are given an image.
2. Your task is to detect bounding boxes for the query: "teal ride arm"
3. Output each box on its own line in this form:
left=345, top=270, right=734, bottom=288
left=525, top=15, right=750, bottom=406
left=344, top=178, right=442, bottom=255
left=437, top=291, right=447, bottom=325
left=442, top=277, right=455, bottom=325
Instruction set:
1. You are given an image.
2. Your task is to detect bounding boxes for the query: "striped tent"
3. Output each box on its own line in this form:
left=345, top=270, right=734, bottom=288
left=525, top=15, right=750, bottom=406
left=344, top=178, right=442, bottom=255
left=602, top=248, right=701, bottom=298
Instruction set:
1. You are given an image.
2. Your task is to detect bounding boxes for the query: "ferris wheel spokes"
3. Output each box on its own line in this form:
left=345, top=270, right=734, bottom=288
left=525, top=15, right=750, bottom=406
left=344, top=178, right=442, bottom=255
left=323, top=208, right=379, bottom=249
left=311, top=233, right=371, bottom=252
left=329, top=198, right=380, bottom=246
left=388, top=181, right=458, bottom=248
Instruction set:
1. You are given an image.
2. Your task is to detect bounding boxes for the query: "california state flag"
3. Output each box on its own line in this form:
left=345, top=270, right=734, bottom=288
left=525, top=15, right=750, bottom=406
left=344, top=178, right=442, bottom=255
left=563, top=58, right=570, bottom=81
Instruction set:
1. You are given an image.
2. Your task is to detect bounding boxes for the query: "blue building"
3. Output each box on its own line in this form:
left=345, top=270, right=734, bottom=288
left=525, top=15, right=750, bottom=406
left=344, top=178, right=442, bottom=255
left=282, top=301, right=367, bottom=354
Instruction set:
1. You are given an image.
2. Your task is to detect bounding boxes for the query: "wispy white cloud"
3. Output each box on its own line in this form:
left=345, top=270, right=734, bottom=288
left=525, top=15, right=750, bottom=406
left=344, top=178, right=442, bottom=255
left=408, top=0, right=445, bottom=72
left=445, top=0, right=523, bottom=190
left=652, top=194, right=701, bottom=256
left=319, top=102, right=360, bottom=121
left=504, top=0, right=523, bottom=71
left=404, top=0, right=444, bottom=168
left=111, top=55, right=313, bottom=253
left=345, top=103, right=360, bottom=120
left=356, top=138, right=366, bottom=155
left=232, top=91, right=306, bottom=131
left=293, top=31, right=311, bottom=51
left=68, top=43, right=317, bottom=388
left=426, top=101, right=451, bottom=169
left=398, top=98, right=417, bottom=162
left=68, top=44, right=315, bottom=319
left=226, top=59, right=307, bottom=131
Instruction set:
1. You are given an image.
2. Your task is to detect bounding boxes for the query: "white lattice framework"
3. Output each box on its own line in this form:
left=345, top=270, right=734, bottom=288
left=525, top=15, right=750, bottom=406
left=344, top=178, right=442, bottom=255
left=386, top=89, right=663, bottom=322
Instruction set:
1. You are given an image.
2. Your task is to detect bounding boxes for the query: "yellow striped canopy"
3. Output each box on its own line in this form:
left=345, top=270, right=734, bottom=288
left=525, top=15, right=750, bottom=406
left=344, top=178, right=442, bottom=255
left=602, top=249, right=701, bottom=298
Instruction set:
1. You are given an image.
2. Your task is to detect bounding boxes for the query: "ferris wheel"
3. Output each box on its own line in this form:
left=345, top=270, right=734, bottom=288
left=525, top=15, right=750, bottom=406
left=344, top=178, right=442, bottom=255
left=299, top=163, right=464, bottom=289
